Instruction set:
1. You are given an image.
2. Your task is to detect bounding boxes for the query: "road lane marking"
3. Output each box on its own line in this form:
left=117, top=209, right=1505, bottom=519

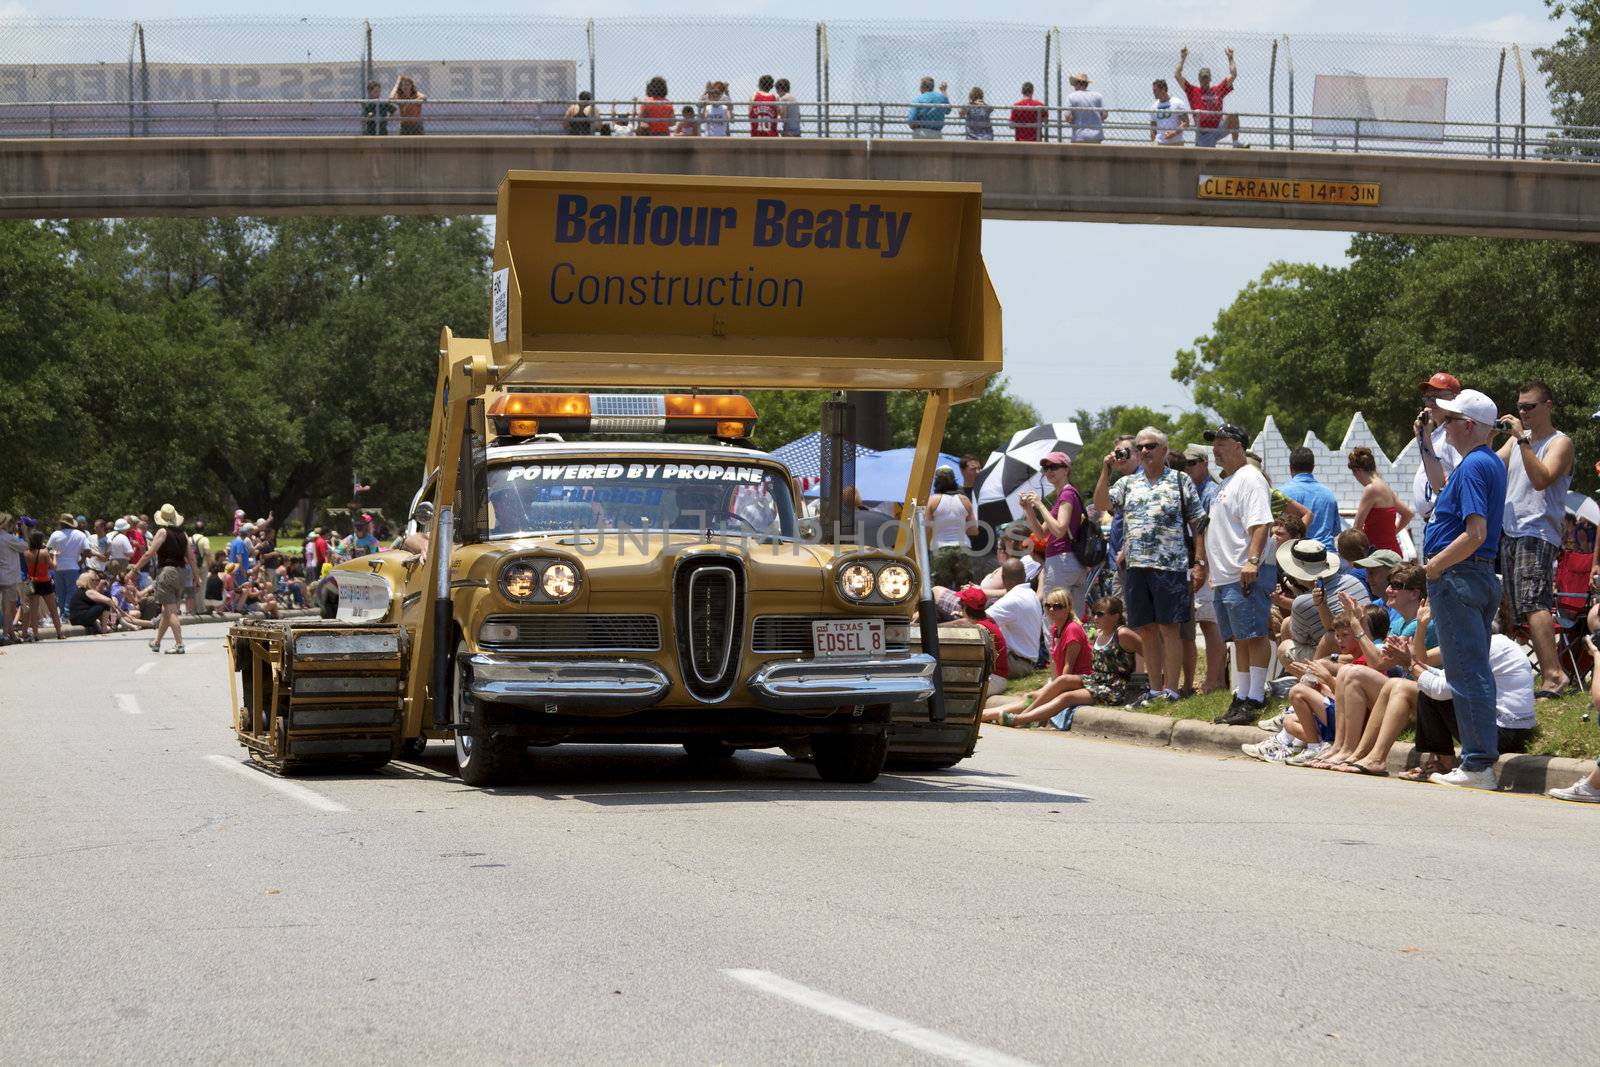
left=115, top=693, right=144, bottom=715
left=135, top=662, right=155, bottom=676
left=204, top=755, right=348, bottom=813
left=723, top=969, right=1041, bottom=1067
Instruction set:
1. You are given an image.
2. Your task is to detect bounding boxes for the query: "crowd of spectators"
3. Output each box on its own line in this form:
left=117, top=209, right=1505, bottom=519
left=0, top=506, right=402, bottom=648
left=551, top=45, right=1247, bottom=144
left=938, top=370, right=1600, bottom=805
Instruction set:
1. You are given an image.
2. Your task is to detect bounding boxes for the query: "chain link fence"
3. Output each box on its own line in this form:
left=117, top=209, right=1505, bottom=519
left=0, top=15, right=1584, bottom=155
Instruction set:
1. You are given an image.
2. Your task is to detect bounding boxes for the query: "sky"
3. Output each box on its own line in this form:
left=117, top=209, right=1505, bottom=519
left=7, top=0, right=1567, bottom=423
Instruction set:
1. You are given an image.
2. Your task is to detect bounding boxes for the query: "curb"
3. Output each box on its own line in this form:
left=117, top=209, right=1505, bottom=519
left=20, top=608, right=320, bottom=642
left=1059, top=705, right=1596, bottom=798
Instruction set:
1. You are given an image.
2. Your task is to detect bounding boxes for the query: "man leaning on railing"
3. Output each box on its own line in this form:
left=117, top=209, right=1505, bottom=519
left=908, top=77, right=951, bottom=140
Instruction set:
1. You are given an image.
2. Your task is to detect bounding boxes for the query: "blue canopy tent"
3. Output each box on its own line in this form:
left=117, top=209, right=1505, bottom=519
left=769, top=432, right=879, bottom=481
left=802, top=447, right=964, bottom=504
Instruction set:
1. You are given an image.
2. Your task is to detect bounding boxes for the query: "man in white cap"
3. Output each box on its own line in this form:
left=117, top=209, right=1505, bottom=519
left=1422, top=388, right=1508, bottom=790
left=1411, top=371, right=1462, bottom=550
left=107, top=518, right=135, bottom=566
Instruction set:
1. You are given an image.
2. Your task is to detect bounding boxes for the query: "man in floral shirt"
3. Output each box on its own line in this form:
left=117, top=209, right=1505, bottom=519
left=1094, top=426, right=1207, bottom=706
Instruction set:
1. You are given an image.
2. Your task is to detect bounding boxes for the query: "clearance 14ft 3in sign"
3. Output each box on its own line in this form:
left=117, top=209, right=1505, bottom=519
left=1197, top=175, right=1382, bottom=206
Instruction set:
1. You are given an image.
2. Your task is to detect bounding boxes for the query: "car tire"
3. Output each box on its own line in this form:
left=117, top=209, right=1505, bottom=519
left=811, top=729, right=888, bottom=783
left=453, top=643, right=515, bottom=787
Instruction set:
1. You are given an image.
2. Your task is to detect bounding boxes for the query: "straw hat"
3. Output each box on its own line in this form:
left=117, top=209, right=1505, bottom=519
left=57, top=512, right=78, bottom=528
left=155, top=503, right=184, bottom=528
left=1275, top=538, right=1340, bottom=582
left=1070, top=72, right=1091, bottom=84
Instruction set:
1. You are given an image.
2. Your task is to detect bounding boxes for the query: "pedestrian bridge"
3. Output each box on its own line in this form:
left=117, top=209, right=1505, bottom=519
left=2, top=134, right=1594, bottom=240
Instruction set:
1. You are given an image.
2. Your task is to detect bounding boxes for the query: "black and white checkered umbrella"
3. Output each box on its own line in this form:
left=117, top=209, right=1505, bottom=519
left=974, top=422, right=1083, bottom=529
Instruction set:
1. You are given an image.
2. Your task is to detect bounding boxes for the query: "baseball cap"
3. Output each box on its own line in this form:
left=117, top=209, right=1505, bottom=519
left=1417, top=372, right=1461, bottom=394
left=113, top=518, right=129, bottom=532
left=1354, top=548, right=1403, bottom=568
left=1435, top=389, right=1497, bottom=427
left=1040, top=450, right=1072, bottom=468
left=956, top=585, right=987, bottom=612
left=358, top=512, right=374, bottom=525
left=1203, top=424, right=1249, bottom=445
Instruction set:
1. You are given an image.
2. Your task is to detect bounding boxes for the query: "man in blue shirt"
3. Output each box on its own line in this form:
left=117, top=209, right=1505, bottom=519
left=227, top=523, right=254, bottom=575
left=1421, top=389, right=1507, bottom=791
left=1277, top=447, right=1343, bottom=551
left=907, top=77, right=951, bottom=139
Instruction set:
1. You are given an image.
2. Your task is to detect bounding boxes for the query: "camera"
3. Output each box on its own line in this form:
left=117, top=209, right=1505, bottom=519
left=1590, top=408, right=1600, bottom=424
left=1113, top=447, right=1131, bottom=461
left=1495, top=418, right=1514, bottom=433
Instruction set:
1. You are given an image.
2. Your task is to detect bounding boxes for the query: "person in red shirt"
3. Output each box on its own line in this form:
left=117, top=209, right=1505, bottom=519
left=1175, top=45, right=1242, bottom=147
left=637, top=76, right=674, bottom=136
left=749, top=74, right=779, bottom=137
left=1009, top=81, right=1045, bottom=142
left=949, top=585, right=1008, bottom=697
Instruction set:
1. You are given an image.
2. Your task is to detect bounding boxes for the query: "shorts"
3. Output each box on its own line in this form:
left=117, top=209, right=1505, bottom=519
left=1499, top=534, right=1557, bottom=619
left=1123, top=567, right=1192, bottom=628
left=154, top=565, right=185, bottom=606
left=31, top=580, right=54, bottom=597
left=1195, top=126, right=1224, bottom=147
left=1318, top=697, right=1337, bottom=743
left=1214, top=580, right=1272, bottom=641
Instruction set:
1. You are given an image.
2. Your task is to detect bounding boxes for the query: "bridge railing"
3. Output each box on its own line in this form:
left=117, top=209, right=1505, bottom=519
left=4, top=98, right=1597, bottom=163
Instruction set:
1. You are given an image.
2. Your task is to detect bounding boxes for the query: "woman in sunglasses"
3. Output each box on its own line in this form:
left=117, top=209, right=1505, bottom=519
left=1020, top=450, right=1089, bottom=616
left=983, top=596, right=1142, bottom=729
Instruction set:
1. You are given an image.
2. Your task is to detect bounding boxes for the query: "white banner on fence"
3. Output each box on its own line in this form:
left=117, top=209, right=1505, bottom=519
left=1310, top=74, right=1448, bottom=142
left=0, top=59, right=577, bottom=103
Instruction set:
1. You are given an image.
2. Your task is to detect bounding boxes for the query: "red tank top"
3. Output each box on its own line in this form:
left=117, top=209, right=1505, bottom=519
left=1362, top=507, right=1402, bottom=552
left=749, top=93, right=778, bottom=136
left=26, top=549, right=51, bottom=582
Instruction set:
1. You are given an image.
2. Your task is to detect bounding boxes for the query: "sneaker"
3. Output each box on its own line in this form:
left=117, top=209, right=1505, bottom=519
left=1549, top=777, right=1600, bottom=804
left=1429, top=766, right=1499, bottom=791
left=1213, top=695, right=1243, bottom=724
left=1242, top=737, right=1299, bottom=763
left=1258, top=711, right=1285, bottom=733
left=1162, top=689, right=1182, bottom=702
left=1287, top=742, right=1330, bottom=766
left=1221, top=698, right=1262, bottom=727
left=1129, top=690, right=1163, bottom=709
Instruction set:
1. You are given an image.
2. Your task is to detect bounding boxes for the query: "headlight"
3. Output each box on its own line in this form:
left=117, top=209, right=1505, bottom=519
left=500, top=561, right=538, bottom=601
left=838, top=562, right=876, bottom=601
left=877, top=563, right=914, bottom=602
left=541, top=562, right=578, bottom=601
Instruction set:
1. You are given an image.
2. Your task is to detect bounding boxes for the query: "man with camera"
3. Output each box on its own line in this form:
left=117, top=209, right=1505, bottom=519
left=1495, top=380, right=1574, bottom=697
left=1412, top=372, right=1462, bottom=554
left=1422, top=389, right=1507, bottom=790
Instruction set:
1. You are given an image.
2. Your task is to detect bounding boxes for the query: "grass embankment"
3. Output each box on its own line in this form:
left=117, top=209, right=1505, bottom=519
left=1002, top=668, right=1599, bottom=760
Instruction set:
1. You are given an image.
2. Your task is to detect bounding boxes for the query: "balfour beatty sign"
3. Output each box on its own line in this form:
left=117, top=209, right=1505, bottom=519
left=494, top=172, right=992, bottom=366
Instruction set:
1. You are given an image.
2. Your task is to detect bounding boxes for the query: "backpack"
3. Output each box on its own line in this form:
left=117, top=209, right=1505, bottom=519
left=1071, top=512, right=1107, bottom=567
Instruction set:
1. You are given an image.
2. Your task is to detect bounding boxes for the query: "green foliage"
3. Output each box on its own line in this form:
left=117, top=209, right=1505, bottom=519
left=0, top=216, right=490, bottom=525
left=1175, top=234, right=1600, bottom=492
left=1069, top=405, right=1216, bottom=497
left=1537, top=1, right=1600, bottom=155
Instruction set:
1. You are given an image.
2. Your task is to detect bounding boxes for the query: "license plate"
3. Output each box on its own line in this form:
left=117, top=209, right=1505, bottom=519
left=811, top=618, right=884, bottom=658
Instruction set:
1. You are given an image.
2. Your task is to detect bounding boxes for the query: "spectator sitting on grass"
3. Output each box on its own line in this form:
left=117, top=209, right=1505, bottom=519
left=67, top=571, right=122, bottom=634
left=1336, top=528, right=1375, bottom=593
left=986, top=559, right=1044, bottom=680
left=201, top=559, right=226, bottom=614
left=983, top=595, right=1142, bottom=730
left=1400, top=622, right=1534, bottom=784
left=1045, top=587, right=1091, bottom=677
left=1337, top=600, right=1440, bottom=776
left=1302, top=594, right=1401, bottom=769
left=950, top=585, right=1008, bottom=698
left=979, top=522, right=1040, bottom=601
left=1244, top=611, right=1373, bottom=763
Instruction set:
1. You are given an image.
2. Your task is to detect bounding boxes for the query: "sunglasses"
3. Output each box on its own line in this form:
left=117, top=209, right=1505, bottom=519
left=1046, top=602, right=1069, bottom=610
left=1184, top=457, right=1206, bottom=466
left=1039, top=463, right=1066, bottom=471
left=1134, top=442, right=1162, bottom=452
left=1516, top=400, right=1545, bottom=412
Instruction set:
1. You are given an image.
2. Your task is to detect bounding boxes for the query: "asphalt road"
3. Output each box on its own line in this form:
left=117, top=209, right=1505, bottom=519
left=4, top=627, right=1599, bottom=1065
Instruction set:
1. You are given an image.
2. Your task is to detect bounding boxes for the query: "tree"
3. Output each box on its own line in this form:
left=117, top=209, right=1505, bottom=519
left=1537, top=1, right=1600, bottom=157
left=1176, top=233, right=1600, bottom=492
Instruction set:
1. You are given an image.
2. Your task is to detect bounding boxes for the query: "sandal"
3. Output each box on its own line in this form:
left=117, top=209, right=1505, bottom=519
left=1400, top=756, right=1449, bottom=783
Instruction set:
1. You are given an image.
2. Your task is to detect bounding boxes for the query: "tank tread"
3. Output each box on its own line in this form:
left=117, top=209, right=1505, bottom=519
left=886, top=623, right=993, bottom=769
left=227, top=618, right=407, bottom=776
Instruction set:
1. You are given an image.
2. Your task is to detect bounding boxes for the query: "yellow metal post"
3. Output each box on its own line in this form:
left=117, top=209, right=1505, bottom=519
left=895, top=390, right=953, bottom=556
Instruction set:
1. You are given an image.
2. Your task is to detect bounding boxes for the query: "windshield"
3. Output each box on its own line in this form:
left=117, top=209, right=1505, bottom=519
left=485, top=457, right=798, bottom=540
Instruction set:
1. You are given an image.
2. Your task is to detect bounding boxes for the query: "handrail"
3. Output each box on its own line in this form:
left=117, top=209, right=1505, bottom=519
left=2, top=97, right=1596, bottom=160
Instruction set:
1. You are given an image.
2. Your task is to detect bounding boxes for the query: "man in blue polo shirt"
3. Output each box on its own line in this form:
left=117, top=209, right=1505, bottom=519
left=1277, top=446, right=1343, bottom=551
left=1422, top=389, right=1507, bottom=791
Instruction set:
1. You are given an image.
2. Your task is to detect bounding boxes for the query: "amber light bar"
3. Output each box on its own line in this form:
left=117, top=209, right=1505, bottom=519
left=486, top=393, right=757, bottom=439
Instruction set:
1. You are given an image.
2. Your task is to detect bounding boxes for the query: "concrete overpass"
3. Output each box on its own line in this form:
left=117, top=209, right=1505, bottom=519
left=2, top=135, right=1596, bottom=240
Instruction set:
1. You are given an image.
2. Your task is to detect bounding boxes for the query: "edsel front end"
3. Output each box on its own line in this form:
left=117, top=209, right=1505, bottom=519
left=443, top=442, right=935, bottom=784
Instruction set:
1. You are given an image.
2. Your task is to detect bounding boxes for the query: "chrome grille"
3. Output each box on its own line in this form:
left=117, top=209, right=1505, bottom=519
left=480, top=614, right=660, bottom=652
left=673, top=557, right=744, bottom=700
left=752, top=616, right=911, bottom=655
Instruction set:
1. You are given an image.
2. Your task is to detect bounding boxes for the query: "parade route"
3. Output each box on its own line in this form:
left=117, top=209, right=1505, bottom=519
left=4, top=629, right=1599, bottom=1064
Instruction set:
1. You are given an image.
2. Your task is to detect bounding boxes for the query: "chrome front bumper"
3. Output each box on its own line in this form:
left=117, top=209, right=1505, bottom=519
left=746, top=653, right=937, bottom=711
left=465, top=654, right=670, bottom=712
